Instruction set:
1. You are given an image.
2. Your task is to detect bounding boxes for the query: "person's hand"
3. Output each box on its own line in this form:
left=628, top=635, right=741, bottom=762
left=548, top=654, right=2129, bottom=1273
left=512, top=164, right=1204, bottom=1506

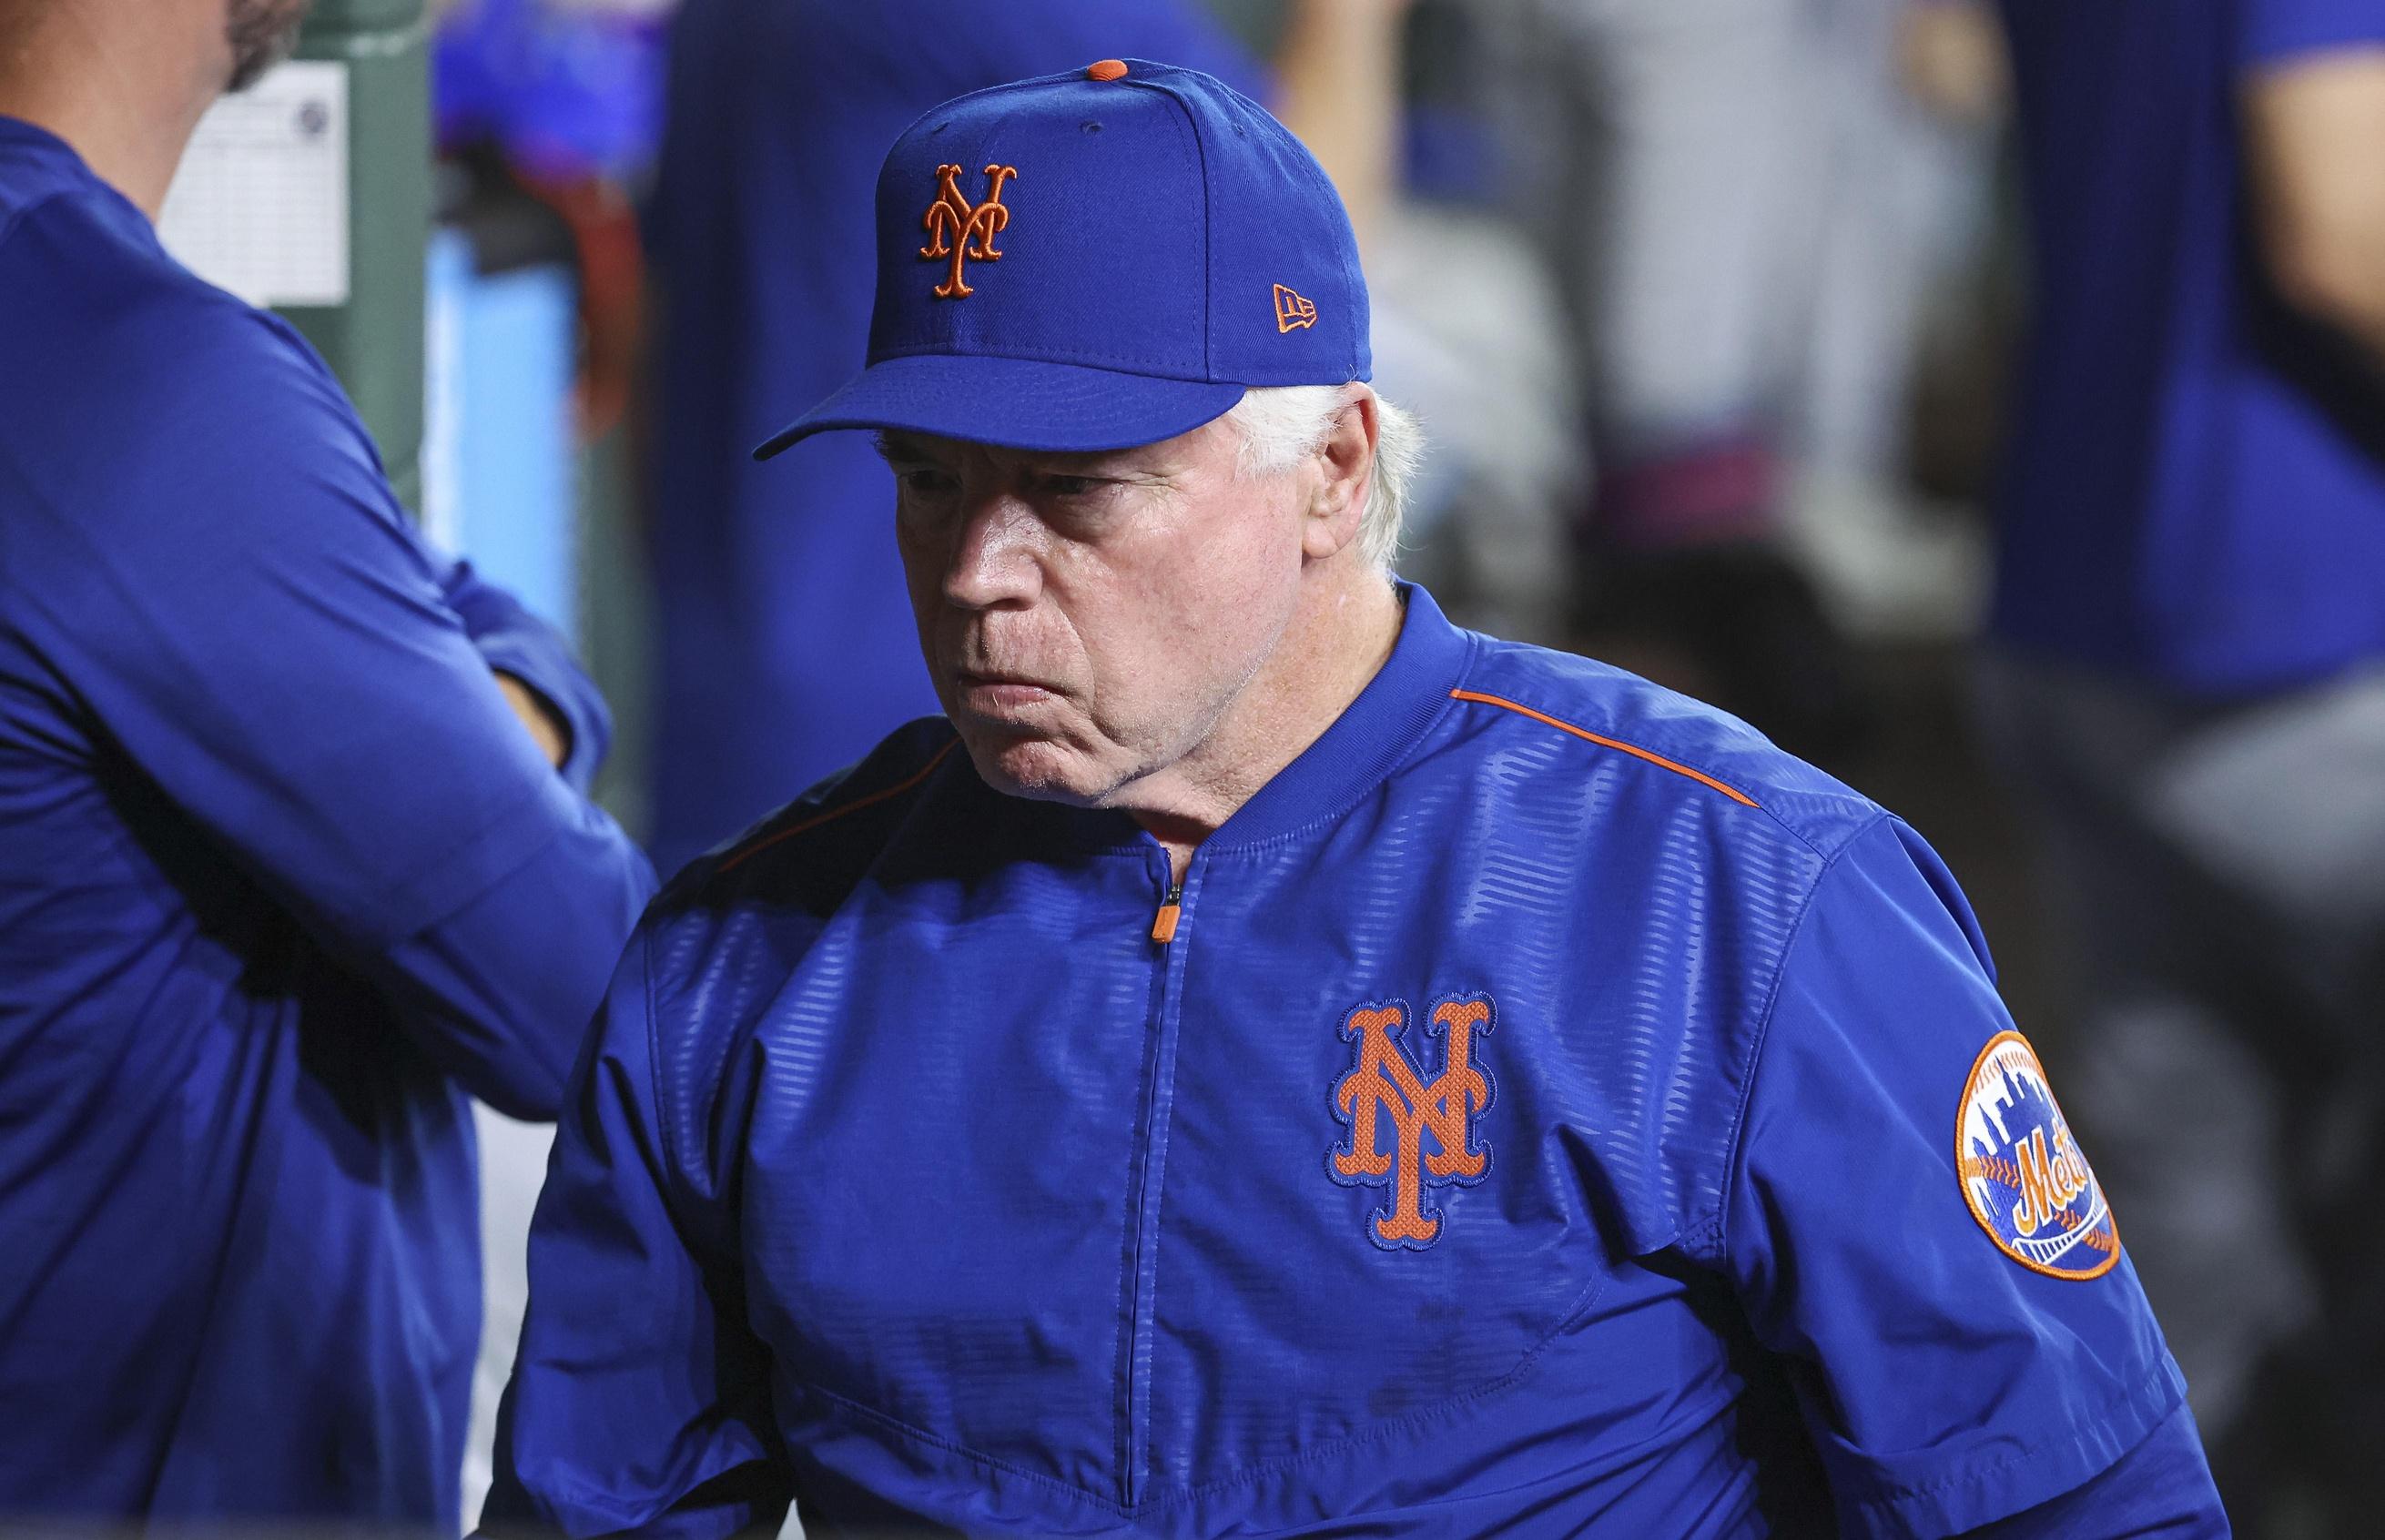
left=495, top=671, right=570, bottom=768
left=1275, top=0, right=1416, bottom=246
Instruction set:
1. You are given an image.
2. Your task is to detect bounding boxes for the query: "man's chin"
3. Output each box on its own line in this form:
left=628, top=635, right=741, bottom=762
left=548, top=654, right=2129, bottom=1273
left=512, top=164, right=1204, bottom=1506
left=955, top=729, right=1109, bottom=806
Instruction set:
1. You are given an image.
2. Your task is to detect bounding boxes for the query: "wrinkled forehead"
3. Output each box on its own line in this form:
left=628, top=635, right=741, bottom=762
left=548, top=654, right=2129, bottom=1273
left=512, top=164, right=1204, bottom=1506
left=876, top=416, right=1241, bottom=473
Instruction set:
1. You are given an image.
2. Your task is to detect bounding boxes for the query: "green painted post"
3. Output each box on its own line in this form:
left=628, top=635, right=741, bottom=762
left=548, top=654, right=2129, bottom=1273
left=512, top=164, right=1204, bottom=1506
left=278, top=0, right=432, bottom=512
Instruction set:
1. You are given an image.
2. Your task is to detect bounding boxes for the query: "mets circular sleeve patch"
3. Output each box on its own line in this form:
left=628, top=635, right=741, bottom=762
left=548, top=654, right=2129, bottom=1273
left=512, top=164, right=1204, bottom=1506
left=1956, top=1030, right=2120, bottom=1281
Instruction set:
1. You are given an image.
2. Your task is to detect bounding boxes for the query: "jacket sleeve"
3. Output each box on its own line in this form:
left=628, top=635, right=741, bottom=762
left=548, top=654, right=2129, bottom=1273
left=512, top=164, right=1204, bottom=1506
left=482, top=925, right=795, bottom=1537
left=439, top=557, right=614, bottom=793
left=21, top=318, right=655, bottom=1118
left=1717, top=816, right=2220, bottom=1536
left=1959, top=1402, right=2228, bottom=1538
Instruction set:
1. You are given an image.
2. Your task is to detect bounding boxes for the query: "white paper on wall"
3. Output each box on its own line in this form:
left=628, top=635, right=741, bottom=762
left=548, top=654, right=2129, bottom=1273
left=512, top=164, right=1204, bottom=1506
left=157, top=60, right=350, bottom=308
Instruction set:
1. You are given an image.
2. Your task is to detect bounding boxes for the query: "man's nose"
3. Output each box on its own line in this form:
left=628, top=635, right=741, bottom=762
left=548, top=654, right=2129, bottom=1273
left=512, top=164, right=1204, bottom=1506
left=941, top=493, right=1042, bottom=612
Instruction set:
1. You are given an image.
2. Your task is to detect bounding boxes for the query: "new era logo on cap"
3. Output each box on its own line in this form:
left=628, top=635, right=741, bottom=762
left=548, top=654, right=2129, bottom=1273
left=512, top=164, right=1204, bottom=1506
left=754, top=58, right=1371, bottom=460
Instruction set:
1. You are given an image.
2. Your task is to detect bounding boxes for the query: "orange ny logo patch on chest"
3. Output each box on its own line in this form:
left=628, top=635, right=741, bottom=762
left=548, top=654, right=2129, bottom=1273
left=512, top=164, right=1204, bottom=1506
left=1329, top=995, right=1496, bottom=1251
left=920, top=162, right=1019, bottom=298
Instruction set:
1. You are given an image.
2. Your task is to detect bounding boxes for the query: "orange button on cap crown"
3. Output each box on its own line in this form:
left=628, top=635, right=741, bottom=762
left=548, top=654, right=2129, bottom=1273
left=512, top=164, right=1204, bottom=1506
left=1086, top=59, right=1130, bottom=82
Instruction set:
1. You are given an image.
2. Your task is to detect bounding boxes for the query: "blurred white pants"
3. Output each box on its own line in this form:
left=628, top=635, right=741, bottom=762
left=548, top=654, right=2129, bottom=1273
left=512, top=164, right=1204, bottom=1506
left=1498, top=0, right=1994, bottom=619
left=462, top=1106, right=556, bottom=1530
left=1502, top=0, right=1815, bottom=459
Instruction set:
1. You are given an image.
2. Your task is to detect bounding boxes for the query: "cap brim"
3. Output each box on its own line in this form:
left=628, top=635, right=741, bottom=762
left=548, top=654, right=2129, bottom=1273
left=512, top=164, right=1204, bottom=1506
left=752, top=353, right=1246, bottom=460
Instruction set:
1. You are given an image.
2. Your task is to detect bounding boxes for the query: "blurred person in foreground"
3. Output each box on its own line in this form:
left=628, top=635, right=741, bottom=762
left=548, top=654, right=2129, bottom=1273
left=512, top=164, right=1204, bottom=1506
left=0, top=0, right=655, bottom=1525
left=488, top=61, right=2218, bottom=1537
left=1982, top=0, right=2385, bottom=1521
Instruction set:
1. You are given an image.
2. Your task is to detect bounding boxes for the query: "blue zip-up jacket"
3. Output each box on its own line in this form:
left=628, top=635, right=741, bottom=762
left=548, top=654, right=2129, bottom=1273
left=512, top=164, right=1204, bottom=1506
left=489, top=589, right=2218, bottom=1536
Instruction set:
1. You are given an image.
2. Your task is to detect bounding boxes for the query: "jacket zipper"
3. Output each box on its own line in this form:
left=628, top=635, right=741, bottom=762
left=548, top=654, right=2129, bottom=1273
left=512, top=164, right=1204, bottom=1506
left=1150, top=879, right=1184, bottom=944
left=1121, top=862, right=1192, bottom=1506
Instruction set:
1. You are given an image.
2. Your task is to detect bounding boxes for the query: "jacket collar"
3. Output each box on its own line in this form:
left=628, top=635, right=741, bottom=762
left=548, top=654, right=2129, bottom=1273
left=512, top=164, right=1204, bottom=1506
left=1202, top=582, right=1473, bottom=849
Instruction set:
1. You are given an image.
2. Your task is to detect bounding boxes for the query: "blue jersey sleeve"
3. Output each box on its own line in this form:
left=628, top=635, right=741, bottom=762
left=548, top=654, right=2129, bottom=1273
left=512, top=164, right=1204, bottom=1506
left=440, top=556, right=614, bottom=792
left=1964, top=1403, right=2228, bottom=1537
left=483, top=924, right=794, bottom=1536
left=2239, top=0, right=2385, bottom=68
left=1720, top=817, right=2215, bottom=1536
left=15, top=307, right=654, bottom=1116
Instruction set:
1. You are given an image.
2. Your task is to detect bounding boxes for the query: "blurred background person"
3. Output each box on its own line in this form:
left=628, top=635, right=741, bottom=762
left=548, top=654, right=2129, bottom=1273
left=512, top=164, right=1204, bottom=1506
left=1202, top=0, right=1590, bottom=647
left=1497, top=0, right=1865, bottom=758
left=0, top=0, right=655, bottom=1526
left=1339, top=0, right=1588, bottom=645
left=434, top=0, right=666, bottom=450
left=1979, top=0, right=2385, bottom=1526
left=1490, top=0, right=2004, bottom=757
left=1778, top=0, right=2001, bottom=645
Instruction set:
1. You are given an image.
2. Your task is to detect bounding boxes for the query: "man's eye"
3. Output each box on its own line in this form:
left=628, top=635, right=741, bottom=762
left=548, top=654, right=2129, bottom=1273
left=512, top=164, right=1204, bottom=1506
left=1040, top=474, right=1103, bottom=498
left=896, top=467, right=959, bottom=496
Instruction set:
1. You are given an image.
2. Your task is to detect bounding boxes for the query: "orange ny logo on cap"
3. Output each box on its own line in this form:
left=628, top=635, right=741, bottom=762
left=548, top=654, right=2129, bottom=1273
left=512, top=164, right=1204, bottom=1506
left=920, top=163, right=1020, bottom=299
left=1274, top=283, right=1318, bottom=333
left=1329, top=995, right=1495, bottom=1250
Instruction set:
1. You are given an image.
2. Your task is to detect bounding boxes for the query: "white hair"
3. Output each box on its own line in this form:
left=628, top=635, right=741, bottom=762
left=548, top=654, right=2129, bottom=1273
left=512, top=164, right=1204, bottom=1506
left=1227, top=385, right=1422, bottom=572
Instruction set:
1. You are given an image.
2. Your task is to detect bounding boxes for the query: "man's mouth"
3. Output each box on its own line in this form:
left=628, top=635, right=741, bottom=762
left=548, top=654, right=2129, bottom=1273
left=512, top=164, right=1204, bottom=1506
left=953, top=670, right=1060, bottom=714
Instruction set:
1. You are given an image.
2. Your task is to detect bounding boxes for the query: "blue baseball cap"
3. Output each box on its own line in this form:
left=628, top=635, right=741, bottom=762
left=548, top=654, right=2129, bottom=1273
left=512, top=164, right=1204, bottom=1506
left=753, top=58, right=1370, bottom=460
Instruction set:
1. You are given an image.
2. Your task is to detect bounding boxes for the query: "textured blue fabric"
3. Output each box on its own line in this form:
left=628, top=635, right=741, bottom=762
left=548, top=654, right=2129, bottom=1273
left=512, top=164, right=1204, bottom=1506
left=1967, top=1403, right=2226, bottom=1538
left=0, top=117, right=656, bottom=1524
left=1992, top=0, right=2385, bottom=694
left=643, top=3, right=1263, bottom=872
left=490, top=589, right=2210, bottom=1535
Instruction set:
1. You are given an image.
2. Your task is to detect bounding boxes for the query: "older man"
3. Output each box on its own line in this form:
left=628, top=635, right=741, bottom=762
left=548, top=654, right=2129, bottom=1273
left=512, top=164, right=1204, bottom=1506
left=490, top=62, right=2218, bottom=1536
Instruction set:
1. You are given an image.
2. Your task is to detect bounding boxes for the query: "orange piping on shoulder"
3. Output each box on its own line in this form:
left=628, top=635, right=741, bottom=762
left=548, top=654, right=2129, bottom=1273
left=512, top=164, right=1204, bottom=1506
left=716, top=740, right=960, bottom=875
left=1448, top=689, right=1760, bottom=809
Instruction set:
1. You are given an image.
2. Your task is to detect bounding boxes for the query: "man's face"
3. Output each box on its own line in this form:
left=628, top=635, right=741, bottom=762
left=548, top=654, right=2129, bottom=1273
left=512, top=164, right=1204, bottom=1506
left=224, top=0, right=311, bottom=92
left=886, top=413, right=1314, bottom=810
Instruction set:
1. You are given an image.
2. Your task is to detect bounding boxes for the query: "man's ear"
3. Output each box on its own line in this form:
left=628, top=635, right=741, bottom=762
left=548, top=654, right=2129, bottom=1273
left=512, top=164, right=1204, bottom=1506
left=1301, top=389, right=1379, bottom=562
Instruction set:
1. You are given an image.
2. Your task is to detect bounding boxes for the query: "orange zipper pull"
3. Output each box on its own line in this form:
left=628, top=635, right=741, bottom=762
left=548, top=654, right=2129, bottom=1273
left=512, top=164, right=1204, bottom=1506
left=1151, top=880, right=1184, bottom=944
